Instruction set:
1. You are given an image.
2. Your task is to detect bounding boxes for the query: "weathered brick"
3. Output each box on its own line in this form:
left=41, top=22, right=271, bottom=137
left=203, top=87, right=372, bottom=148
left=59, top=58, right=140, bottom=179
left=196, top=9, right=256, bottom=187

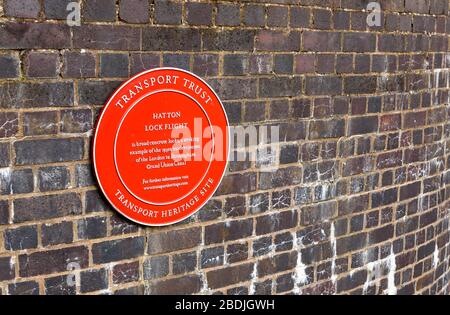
left=75, top=164, right=95, bottom=188
left=336, top=232, right=367, bottom=255
left=8, top=281, right=39, bottom=295
left=63, top=51, right=96, bottom=78
left=295, top=55, right=315, bottom=74
left=259, top=167, right=302, bottom=189
left=19, top=246, right=89, bottom=277
left=0, top=82, right=74, bottom=109
left=38, top=166, right=69, bottom=192
left=257, top=252, right=297, bottom=277
left=256, top=210, right=298, bottom=235
left=148, top=227, right=201, bottom=254
left=336, top=269, right=367, bottom=293
left=371, top=188, right=398, bottom=208
left=143, top=256, right=169, bottom=280
left=227, top=243, right=248, bottom=264
left=13, top=192, right=82, bottom=223
left=272, top=189, right=291, bottom=210
left=80, top=268, right=108, bottom=293
left=368, top=224, right=394, bottom=245
left=119, top=0, right=149, bottom=23
left=378, top=34, right=406, bottom=52
left=92, top=237, right=144, bottom=264
left=197, top=199, right=222, bottom=222
left=61, top=109, right=92, bottom=133
left=25, top=52, right=59, bottom=78
left=154, top=0, right=182, bottom=25
left=203, top=29, right=255, bottom=51
left=270, top=99, right=290, bottom=120
left=4, top=225, right=38, bottom=250
left=400, top=182, right=421, bottom=201
left=193, top=54, right=218, bottom=77
left=0, top=112, right=18, bottom=138
left=143, top=27, right=200, bottom=51
left=205, top=219, right=253, bottom=245
left=23, top=111, right=58, bottom=136
left=0, top=54, right=19, bottom=78
left=305, top=76, right=342, bottom=95
left=309, top=119, right=345, bottom=139
left=348, top=116, right=379, bottom=136
left=44, top=0, right=77, bottom=19
left=224, top=195, right=246, bottom=217
left=73, top=25, right=140, bottom=50
left=4, top=0, right=40, bottom=18
left=223, top=54, right=248, bottom=76
left=163, top=53, right=190, bottom=70
left=376, top=151, right=403, bottom=169
left=83, top=0, right=116, bottom=22
left=186, top=2, right=212, bottom=26
left=301, top=201, right=337, bottom=226
left=114, top=285, right=144, bottom=295
left=236, top=192, right=258, bottom=216
left=99, top=53, right=129, bottom=78
left=147, top=274, right=202, bottom=294
left=78, top=80, right=121, bottom=105
left=313, top=8, right=332, bottom=29
left=0, top=200, right=8, bottom=225
left=344, top=76, right=377, bottom=94
left=110, top=213, right=139, bottom=235
left=268, top=6, right=288, bottom=27
left=173, top=251, right=197, bottom=275
left=249, top=55, right=273, bottom=74
left=0, top=143, right=10, bottom=167
left=85, top=190, right=109, bottom=213
left=0, top=23, right=70, bottom=49
left=0, top=256, right=15, bottom=281
left=216, top=3, right=240, bottom=26
left=113, top=261, right=140, bottom=284
left=260, top=77, right=301, bottom=97
left=41, top=221, right=73, bottom=247
left=207, top=263, right=254, bottom=289
left=243, top=4, right=265, bottom=26
left=0, top=168, right=33, bottom=195
left=78, top=216, right=107, bottom=240
left=343, top=33, right=376, bottom=52
left=342, top=156, right=374, bottom=177
left=303, top=31, right=341, bottom=51
left=291, top=7, right=310, bottom=28
left=44, top=275, right=76, bottom=295
left=256, top=30, right=301, bottom=52
left=130, top=53, right=160, bottom=75
left=201, top=246, right=224, bottom=269
left=333, top=10, right=350, bottom=30
left=209, top=78, right=257, bottom=101
left=15, top=138, right=84, bottom=165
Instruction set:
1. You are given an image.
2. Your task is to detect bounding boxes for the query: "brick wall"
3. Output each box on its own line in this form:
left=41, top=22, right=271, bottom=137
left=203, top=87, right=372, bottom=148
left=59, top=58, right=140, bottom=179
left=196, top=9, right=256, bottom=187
left=0, top=0, right=450, bottom=295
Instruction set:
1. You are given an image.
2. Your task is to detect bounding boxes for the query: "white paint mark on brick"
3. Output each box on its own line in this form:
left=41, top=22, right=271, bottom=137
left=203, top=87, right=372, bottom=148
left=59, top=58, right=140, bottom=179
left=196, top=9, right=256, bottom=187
left=385, top=245, right=397, bottom=295
left=0, top=167, right=12, bottom=194
left=248, top=263, right=258, bottom=295
left=292, top=232, right=307, bottom=294
left=433, top=244, right=439, bottom=268
left=330, top=223, right=337, bottom=286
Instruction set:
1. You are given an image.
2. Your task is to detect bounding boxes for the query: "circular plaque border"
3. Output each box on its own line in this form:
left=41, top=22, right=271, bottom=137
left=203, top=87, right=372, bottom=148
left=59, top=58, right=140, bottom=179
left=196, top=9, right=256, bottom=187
left=92, top=68, right=230, bottom=227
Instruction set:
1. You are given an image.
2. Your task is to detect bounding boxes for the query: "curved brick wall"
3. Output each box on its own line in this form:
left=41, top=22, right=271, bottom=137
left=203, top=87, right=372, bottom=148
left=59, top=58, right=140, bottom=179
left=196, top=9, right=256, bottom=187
left=0, top=0, right=450, bottom=295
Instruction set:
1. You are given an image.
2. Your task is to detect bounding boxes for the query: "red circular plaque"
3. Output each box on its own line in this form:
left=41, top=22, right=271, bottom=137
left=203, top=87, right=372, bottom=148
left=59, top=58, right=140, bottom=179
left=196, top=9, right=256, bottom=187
left=93, top=68, right=229, bottom=226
